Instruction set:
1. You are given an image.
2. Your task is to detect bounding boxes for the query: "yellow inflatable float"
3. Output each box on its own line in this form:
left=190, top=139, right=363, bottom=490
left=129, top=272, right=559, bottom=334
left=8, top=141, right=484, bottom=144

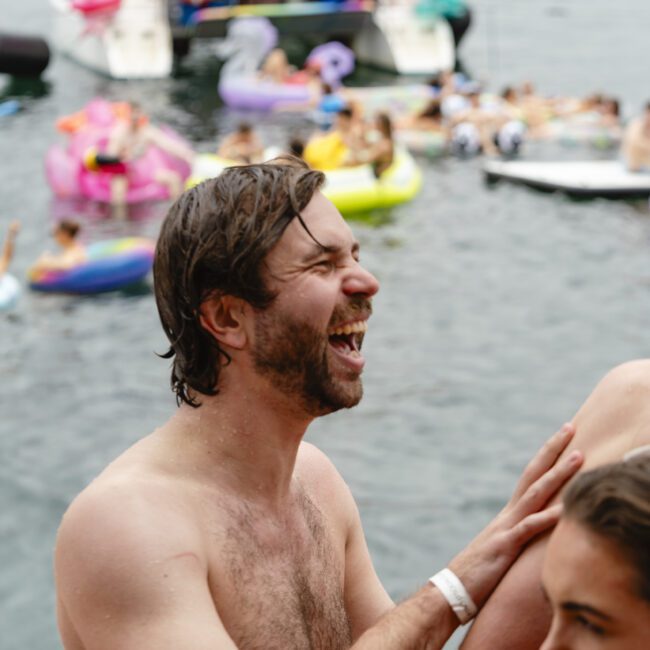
left=187, top=148, right=422, bottom=216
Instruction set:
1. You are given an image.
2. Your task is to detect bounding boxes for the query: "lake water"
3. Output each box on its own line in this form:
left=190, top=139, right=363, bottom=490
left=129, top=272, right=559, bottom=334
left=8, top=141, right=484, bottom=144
left=2, top=1, right=650, bottom=648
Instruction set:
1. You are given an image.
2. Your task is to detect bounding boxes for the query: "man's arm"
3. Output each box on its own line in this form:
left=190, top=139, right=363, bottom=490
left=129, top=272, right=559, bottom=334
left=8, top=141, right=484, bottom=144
left=461, top=359, right=650, bottom=649
left=343, top=424, right=582, bottom=650
left=55, top=483, right=237, bottom=650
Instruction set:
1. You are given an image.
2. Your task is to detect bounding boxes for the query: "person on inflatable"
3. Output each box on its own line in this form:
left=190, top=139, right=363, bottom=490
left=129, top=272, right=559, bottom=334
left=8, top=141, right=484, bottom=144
left=304, top=107, right=364, bottom=171
left=0, top=220, right=19, bottom=278
left=105, top=102, right=195, bottom=210
left=31, top=220, right=87, bottom=272
left=345, top=112, right=395, bottom=177
left=258, top=47, right=294, bottom=83
left=217, top=122, right=265, bottom=164
left=622, top=101, right=650, bottom=172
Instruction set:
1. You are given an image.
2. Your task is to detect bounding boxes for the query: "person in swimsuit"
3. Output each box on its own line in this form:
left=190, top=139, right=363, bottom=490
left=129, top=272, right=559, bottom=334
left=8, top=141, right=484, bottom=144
left=217, top=122, right=265, bottom=164
left=31, top=219, right=86, bottom=272
left=345, top=112, right=395, bottom=177
left=622, top=101, right=650, bottom=172
left=541, top=453, right=650, bottom=649
left=106, top=102, right=195, bottom=211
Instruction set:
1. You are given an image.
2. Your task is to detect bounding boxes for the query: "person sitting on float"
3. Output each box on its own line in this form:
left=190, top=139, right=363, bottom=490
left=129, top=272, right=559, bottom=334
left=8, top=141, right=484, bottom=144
left=622, top=101, right=650, bottom=172
left=217, top=122, right=265, bottom=164
left=105, top=102, right=195, bottom=208
left=0, top=220, right=19, bottom=278
left=344, top=111, right=395, bottom=177
left=540, top=452, right=650, bottom=649
left=31, top=219, right=87, bottom=272
left=258, top=47, right=294, bottom=84
left=303, top=106, right=365, bottom=170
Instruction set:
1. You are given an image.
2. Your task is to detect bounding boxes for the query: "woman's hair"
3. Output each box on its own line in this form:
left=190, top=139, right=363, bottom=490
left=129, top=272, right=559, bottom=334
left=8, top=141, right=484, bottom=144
left=154, top=156, right=324, bottom=407
left=375, top=112, right=393, bottom=139
left=563, top=453, right=650, bottom=602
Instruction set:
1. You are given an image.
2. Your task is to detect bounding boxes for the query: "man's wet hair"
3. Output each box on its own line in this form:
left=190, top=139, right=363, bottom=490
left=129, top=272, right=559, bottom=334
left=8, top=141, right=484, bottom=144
left=337, top=107, right=353, bottom=119
left=563, top=453, right=650, bottom=602
left=154, top=156, right=325, bottom=407
left=237, top=121, right=252, bottom=135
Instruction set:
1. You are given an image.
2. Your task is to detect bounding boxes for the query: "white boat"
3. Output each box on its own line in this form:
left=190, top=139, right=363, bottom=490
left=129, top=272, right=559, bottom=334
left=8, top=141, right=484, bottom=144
left=484, top=160, right=650, bottom=199
left=52, top=0, right=454, bottom=79
left=51, top=0, right=172, bottom=79
left=353, top=1, right=455, bottom=75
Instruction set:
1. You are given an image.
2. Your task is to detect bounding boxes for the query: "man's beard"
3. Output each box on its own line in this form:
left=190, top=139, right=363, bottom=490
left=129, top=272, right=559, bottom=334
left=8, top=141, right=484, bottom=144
left=252, top=301, right=368, bottom=417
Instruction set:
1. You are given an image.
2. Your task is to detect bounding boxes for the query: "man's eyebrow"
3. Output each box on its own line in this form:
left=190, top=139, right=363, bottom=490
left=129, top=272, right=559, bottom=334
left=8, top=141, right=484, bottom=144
left=300, top=241, right=359, bottom=262
left=561, top=602, right=612, bottom=621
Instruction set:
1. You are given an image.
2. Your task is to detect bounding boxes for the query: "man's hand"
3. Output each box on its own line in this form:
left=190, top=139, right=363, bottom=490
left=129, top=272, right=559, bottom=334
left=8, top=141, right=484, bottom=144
left=448, top=424, right=582, bottom=608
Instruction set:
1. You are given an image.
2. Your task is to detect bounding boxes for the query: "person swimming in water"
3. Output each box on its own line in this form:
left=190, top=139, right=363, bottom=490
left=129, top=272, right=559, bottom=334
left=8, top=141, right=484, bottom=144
left=31, top=219, right=87, bottom=272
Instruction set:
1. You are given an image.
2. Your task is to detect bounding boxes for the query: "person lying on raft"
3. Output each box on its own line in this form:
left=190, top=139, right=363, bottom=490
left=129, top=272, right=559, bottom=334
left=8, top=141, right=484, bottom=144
left=343, top=112, right=395, bottom=177
left=448, top=89, right=505, bottom=155
left=31, top=219, right=87, bottom=272
left=398, top=98, right=449, bottom=135
left=622, top=101, right=650, bottom=172
left=0, top=220, right=19, bottom=277
left=105, top=102, right=195, bottom=207
left=217, top=122, right=265, bottom=164
left=540, top=452, right=650, bottom=650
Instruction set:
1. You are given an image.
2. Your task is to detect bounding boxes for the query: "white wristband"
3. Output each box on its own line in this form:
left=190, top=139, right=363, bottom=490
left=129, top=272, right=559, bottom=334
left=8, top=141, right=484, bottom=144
left=429, top=568, right=478, bottom=625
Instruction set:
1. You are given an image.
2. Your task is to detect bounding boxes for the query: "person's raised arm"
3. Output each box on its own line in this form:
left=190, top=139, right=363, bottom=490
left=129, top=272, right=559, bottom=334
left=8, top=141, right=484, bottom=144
left=0, top=220, right=19, bottom=275
left=347, top=424, right=582, bottom=650
left=55, top=483, right=237, bottom=650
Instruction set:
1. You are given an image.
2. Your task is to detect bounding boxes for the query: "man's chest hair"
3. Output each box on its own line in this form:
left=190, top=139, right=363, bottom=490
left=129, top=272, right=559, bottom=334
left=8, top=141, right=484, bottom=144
left=208, top=491, right=352, bottom=649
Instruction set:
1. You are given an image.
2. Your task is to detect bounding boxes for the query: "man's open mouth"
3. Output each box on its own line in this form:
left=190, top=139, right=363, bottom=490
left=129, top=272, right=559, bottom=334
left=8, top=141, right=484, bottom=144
left=327, top=320, right=368, bottom=356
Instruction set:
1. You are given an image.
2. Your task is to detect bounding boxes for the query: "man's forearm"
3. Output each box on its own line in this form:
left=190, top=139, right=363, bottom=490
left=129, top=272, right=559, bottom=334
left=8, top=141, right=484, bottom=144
left=351, top=584, right=458, bottom=650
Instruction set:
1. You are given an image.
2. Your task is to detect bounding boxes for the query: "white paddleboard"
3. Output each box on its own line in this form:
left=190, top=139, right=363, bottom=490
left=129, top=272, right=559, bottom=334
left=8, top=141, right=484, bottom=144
left=484, top=160, right=650, bottom=198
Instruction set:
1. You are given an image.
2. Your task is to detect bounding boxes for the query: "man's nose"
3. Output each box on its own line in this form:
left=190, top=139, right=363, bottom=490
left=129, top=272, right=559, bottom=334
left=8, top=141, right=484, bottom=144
left=343, top=263, right=380, bottom=298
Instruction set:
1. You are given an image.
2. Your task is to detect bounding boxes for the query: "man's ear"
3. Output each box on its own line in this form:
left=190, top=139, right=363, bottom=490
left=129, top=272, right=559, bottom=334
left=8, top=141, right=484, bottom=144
left=199, top=294, right=249, bottom=350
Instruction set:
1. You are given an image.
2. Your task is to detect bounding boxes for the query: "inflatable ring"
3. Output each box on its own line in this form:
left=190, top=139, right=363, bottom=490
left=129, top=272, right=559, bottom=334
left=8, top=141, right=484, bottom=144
left=29, top=237, right=155, bottom=294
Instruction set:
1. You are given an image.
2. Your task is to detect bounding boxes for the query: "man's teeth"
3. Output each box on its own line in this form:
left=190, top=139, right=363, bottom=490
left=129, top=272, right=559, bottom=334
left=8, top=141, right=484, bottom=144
left=329, top=321, right=368, bottom=336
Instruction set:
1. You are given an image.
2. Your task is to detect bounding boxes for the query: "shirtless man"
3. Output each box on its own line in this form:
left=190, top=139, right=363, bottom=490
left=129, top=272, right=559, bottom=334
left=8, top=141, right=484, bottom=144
left=461, top=359, right=650, bottom=648
left=622, top=101, right=650, bottom=171
left=55, top=157, right=582, bottom=649
left=106, top=102, right=195, bottom=209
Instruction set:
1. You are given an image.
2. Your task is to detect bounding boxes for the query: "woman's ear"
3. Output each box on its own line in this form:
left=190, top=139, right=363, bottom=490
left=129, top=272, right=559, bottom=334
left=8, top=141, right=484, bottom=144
left=199, top=294, right=248, bottom=350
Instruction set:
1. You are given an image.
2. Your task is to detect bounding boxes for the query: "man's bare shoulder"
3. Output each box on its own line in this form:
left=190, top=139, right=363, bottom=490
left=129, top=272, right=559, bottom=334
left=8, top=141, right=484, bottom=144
left=572, top=359, right=650, bottom=463
left=56, top=436, right=207, bottom=593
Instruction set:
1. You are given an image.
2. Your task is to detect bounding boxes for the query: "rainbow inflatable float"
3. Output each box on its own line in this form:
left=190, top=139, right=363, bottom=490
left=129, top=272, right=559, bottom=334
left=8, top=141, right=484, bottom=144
left=29, top=237, right=155, bottom=294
